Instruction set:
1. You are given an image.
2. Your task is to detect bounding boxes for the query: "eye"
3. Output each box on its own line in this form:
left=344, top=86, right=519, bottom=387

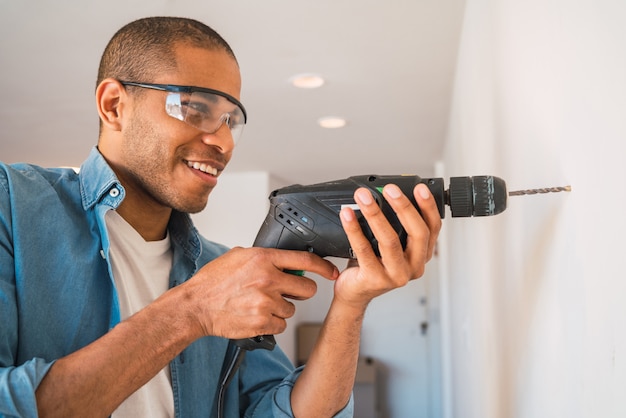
left=180, top=99, right=215, bottom=126
left=227, top=112, right=244, bottom=127
left=181, top=99, right=210, bottom=116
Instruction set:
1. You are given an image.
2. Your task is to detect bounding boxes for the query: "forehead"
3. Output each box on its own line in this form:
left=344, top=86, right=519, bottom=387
left=159, top=43, right=242, bottom=101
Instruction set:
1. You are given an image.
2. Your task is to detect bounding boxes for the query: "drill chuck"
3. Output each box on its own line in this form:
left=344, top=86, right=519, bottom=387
left=447, top=175, right=508, bottom=217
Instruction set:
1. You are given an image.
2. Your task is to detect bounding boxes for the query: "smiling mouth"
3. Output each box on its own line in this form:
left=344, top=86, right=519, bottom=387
left=186, top=160, right=218, bottom=176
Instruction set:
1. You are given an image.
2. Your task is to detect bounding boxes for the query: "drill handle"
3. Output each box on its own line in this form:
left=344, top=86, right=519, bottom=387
left=233, top=334, right=276, bottom=351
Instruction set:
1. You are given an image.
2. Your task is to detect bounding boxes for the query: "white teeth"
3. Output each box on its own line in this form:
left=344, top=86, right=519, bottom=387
left=187, top=161, right=217, bottom=176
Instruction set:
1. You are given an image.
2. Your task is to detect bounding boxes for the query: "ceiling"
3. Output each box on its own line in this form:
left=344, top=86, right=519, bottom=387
left=0, top=0, right=465, bottom=185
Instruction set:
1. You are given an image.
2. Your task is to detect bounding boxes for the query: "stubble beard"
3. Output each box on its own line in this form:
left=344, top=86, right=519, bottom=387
left=122, top=116, right=212, bottom=215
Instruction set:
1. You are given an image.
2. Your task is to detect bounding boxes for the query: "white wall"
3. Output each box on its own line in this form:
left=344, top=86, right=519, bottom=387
left=442, top=0, right=626, bottom=417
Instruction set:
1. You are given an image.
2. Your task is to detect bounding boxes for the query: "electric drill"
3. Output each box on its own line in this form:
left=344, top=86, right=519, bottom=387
left=252, top=174, right=508, bottom=258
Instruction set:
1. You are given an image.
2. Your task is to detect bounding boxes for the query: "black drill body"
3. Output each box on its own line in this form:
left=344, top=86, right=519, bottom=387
left=252, top=174, right=506, bottom=258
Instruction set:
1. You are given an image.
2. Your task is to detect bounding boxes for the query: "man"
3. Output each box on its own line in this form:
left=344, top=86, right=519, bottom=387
left=0, top=17, right=441, bottom=417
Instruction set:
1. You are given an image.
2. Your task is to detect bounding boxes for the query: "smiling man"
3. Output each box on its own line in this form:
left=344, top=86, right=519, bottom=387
left=0, top=17, right=441, bottom=417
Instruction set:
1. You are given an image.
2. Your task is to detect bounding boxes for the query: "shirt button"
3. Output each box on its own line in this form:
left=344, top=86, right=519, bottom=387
left=109, top=187, right=120, bottom=198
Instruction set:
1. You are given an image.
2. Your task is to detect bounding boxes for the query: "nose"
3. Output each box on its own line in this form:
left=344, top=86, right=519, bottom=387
left=200, top=121, right=235, bottom=153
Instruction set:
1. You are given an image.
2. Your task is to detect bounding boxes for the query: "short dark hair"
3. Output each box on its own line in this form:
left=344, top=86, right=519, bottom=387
left=96, top=16, right=237, bottom=88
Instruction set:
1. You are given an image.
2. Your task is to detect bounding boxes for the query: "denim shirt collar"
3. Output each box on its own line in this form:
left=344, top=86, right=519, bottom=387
left=79, top=146, right=125, bottom=211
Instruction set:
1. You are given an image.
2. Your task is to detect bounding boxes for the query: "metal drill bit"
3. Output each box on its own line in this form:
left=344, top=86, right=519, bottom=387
left=508, top=185, right=572, bottom=196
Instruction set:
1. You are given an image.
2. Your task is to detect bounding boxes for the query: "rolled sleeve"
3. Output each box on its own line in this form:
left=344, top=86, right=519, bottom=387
left=0, top=358, right=54, bottom=417
left=264, top=366, right=355, bottom=418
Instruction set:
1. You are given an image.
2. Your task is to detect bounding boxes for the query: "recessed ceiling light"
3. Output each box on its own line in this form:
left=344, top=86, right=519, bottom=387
left=290, top=73, right=325, bottom=89
left=318, top=116, right=347, bottom=129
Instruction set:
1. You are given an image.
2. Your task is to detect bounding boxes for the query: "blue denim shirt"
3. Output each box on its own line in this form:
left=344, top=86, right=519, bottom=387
left=0, top=147, right=352, bottom=418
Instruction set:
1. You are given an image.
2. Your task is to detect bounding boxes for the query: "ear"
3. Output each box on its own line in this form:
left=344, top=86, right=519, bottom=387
left=96, top=78, right=127, bottom=132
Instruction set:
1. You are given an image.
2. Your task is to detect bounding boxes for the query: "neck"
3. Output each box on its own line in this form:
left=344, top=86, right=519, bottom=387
left=115, top=199, right=172, bottom=242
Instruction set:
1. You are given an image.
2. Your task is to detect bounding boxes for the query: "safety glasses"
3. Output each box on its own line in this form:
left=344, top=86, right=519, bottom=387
left=120, top=81, right=247, bottom=143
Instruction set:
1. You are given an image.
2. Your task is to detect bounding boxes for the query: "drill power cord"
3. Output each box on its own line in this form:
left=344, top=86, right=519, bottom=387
left=216, top=343, right=245, bottom=418
left=217, top=336, right=275, bottom=418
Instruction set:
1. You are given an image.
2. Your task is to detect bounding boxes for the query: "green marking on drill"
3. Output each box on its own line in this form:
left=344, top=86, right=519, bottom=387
left=285, top=269, right=305, bottom=276
left=376, top=186, right=384, bottom=194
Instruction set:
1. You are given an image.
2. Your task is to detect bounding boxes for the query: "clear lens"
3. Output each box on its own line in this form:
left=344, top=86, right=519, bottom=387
left=165, top=92, right=246, bottom=143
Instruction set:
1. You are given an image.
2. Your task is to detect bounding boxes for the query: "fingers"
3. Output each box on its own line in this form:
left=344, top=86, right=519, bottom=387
left=384, top=183, right=441, bottom=263
left=340, top=183, right=442, bottom=282
left=339, top=194, right=382, bottom=267
left=411, top=184, right=442, bottom=260
left=268, top=248, right=340, bottom=282
left=223, top=248, right=323, bottom=314
left=341, top=188, right=406, bottom=277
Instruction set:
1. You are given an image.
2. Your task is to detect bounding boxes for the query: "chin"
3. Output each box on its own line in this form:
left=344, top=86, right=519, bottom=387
left=176, top=197, right=210, bottom=214
left=168, top=185, right=213, bottom=214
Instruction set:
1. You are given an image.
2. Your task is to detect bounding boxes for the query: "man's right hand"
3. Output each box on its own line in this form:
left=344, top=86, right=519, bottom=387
left=177, top=247, right=339, bottom=341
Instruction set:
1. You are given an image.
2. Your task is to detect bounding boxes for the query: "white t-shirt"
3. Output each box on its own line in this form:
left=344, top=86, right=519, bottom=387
left=106, top=210, right=175, bottom=418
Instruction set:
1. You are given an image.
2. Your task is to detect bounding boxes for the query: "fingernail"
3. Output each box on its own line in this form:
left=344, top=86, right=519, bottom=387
left=341, top=207, right=355, bottom=221
left=356, top=189, right=374, bottom=205
left=385, top=184, right=402, bottom=199
left=418, top=184, right=431, bottom=199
